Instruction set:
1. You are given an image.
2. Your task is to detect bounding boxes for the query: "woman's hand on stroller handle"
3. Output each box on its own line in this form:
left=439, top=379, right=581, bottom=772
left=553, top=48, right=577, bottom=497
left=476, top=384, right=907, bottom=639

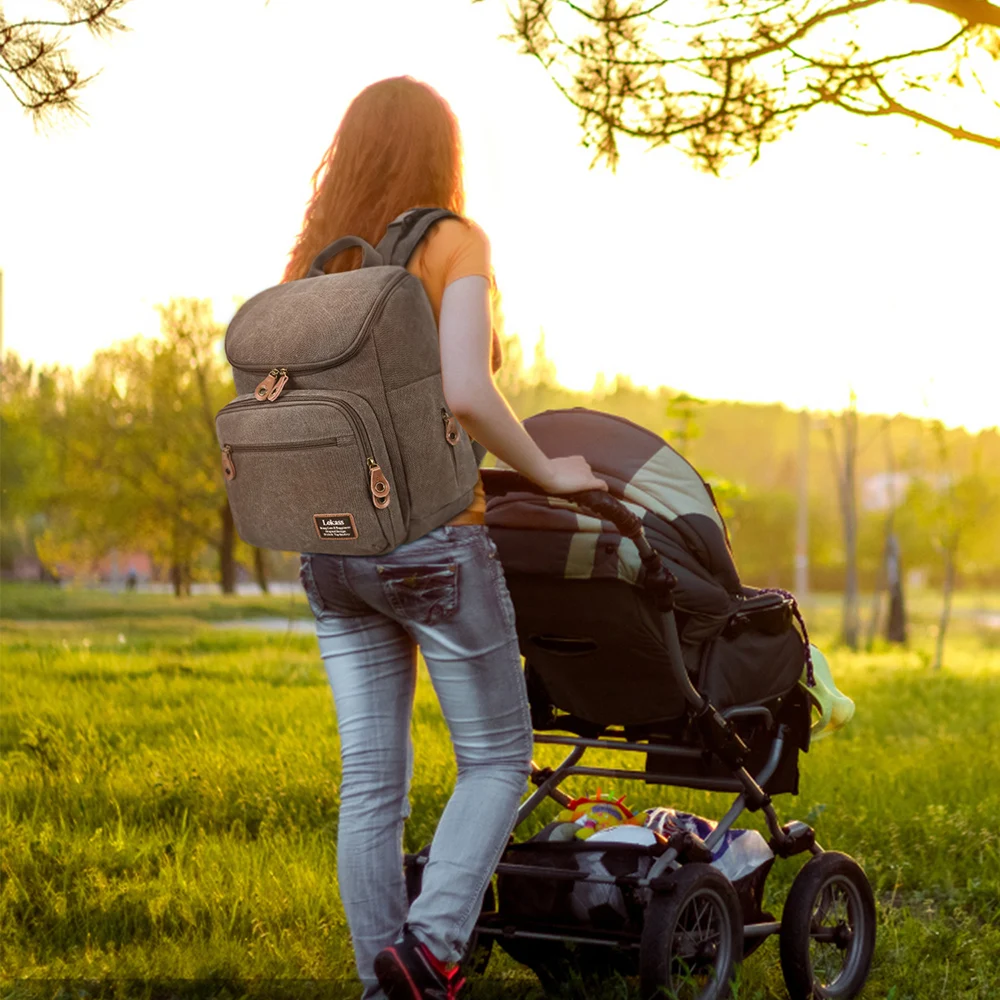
left=533, top=455, right=608, bottom=496
left=482, top=468, right=647, bottom=543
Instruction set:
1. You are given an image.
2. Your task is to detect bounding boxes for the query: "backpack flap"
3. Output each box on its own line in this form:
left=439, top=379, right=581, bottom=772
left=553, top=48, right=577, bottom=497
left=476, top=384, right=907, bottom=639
left=226, top=210, right=456, bottom=380
left=225, top=266, right=405, bottom=380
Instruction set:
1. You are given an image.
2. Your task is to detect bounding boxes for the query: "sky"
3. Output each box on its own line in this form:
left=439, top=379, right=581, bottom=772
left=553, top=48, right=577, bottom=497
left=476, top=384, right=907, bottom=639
left=2, top=0, right=999, bottom=432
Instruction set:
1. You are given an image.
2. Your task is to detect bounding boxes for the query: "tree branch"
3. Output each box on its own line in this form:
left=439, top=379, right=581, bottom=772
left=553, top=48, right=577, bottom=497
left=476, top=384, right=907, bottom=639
left=556, top=0, right=673, bottom=24
left=1, top=0, right=131, bottom=123
left=908, top=0, right=1000, bottom=27
left=0, top=65, right=32, bottom=108
left=785, top=27, right=967, bottom=71
left=499, top=0, right=1000, bottom=170
left=727, top=0, right=885, bottom=64
left=3, top=0, right=131, bottom=35
left=838, top=73, right=1000, bottom=147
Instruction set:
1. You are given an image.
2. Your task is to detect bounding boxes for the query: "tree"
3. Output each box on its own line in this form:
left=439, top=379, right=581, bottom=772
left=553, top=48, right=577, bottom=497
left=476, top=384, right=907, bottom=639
left=728, top=487, right=797, bottom=585
left=491, top=0, right=1000, bottom=173
left=900, top=424, right=1000, bottom=669
left=0, top=352, right=71, bottom=576
left=1, top=0, right=132, bottom=127
left=158, top=298, right=241, bottom=594
left=494, top=330, right=527, bottom=397
left=822, top=393, right=861, bottom=649
left=863, top=418, right=908, bottom=647
left=32, top=337, right=207, bottom=593
left=33, top=300, right=244, bottom=595
left=663, top=390, right=707, bottom=455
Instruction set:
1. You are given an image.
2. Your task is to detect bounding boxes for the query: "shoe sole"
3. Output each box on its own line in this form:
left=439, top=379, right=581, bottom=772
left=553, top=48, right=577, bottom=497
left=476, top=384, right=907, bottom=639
left=373, top=948, right=423, bottom=1000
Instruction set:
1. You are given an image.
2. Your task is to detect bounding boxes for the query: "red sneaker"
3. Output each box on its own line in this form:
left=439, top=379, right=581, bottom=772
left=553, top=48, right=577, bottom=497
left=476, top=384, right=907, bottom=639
left=373, top=926, right=466, bottom=1000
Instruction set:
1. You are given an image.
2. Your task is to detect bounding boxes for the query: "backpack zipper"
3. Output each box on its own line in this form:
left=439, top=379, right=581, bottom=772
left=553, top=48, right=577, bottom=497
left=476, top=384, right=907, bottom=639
left=255, top=367, right=289, bottom=401
left=228, top=434, right=348, bottom=452
left=220, top=435, right=349, bottom=480
left=442, top=408, right=461, bottom=445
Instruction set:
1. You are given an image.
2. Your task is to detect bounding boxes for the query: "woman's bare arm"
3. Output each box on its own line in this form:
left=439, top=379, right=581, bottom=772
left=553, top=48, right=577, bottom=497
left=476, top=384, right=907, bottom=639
left=439, top=275, right=607, bottom=495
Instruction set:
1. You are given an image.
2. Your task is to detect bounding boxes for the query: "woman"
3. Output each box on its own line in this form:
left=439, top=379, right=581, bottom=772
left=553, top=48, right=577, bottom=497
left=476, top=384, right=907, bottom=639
left=285, top=76, right=607, bottom=1000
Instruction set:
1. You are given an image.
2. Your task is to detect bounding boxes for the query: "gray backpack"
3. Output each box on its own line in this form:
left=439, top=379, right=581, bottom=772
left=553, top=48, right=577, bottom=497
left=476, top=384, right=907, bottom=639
left=215, top=207, right=480, bottom=555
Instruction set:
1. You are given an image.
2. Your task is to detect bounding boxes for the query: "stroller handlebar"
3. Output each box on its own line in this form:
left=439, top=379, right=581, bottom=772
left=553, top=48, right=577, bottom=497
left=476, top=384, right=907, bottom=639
left=481, top=469, right=645, bottom=545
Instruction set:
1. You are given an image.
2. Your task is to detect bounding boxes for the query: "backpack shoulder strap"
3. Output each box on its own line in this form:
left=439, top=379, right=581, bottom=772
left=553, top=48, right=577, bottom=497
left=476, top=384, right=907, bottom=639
left=375, top=208, right=460, bottom=268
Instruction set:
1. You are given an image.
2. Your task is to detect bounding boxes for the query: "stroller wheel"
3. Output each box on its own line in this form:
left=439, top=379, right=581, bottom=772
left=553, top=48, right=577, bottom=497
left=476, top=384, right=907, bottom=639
left=779, top=851, right=876, bottom=999
left=640, top=863, right=743, bottom=1000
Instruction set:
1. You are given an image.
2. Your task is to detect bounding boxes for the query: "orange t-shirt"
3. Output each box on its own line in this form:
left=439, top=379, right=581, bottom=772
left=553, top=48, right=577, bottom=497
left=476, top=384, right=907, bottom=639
left=406, top=217, right=492, bottom=526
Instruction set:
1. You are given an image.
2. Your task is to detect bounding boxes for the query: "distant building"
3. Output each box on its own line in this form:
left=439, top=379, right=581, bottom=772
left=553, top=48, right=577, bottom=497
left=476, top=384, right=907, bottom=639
left=10, top=555, right=45, bottom=580
left=95, top=550, right=154, bottom=584
left=861, top=472, right=913, bottom=512
left=861, top=472, right=951, bottom=512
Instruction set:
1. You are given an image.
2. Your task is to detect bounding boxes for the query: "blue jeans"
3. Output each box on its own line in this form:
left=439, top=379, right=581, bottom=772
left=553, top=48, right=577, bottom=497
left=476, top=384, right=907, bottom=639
left=299, top=524, right=533, bottom=999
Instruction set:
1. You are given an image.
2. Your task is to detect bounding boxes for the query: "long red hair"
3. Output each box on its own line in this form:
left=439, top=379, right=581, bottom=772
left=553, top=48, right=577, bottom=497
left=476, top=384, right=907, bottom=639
left=283, top=77, right=466, bottom=282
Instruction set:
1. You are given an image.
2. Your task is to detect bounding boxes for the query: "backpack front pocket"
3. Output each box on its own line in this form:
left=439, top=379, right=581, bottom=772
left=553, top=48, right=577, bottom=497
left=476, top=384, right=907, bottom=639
left=216, top=390, right=405, bottom=554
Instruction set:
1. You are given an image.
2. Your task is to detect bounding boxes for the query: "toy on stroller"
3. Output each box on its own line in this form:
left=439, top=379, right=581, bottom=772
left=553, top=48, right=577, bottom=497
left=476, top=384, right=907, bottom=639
left=405, top=408, right=875, bottom=1000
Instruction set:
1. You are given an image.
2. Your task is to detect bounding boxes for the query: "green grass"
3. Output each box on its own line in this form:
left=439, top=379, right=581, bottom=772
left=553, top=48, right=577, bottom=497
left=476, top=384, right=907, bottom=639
left=0, top=582, right=313, bottom=623
left=1, top=582, right=998, bottom=999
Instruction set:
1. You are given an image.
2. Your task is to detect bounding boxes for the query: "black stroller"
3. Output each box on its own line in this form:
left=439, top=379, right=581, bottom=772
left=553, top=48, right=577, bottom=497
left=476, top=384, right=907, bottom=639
left=406, top=409, right=876, bottom=1000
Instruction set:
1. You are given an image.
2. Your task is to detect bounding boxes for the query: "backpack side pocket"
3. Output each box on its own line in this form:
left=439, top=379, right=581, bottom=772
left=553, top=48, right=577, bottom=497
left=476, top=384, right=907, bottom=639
left=386, top=373, right=476, bottom=522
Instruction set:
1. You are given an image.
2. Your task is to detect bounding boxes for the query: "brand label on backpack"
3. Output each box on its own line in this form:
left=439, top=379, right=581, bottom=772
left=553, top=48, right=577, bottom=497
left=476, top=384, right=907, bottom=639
left=314, top=514, right=358, bottom=540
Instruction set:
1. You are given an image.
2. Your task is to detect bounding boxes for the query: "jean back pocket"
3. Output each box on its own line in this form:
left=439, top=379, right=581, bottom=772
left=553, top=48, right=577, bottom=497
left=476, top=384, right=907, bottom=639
left=377, top=562, right=459, bottom=625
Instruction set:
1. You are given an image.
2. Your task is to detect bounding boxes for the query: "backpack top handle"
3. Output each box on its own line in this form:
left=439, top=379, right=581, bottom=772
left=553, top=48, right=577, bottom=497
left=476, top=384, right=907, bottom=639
left=306, top=236, right=384, bottom=277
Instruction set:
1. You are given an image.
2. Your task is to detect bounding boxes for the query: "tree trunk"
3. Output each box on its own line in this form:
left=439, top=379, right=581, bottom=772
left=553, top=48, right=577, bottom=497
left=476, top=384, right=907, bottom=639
left=826, top=401, right=860, bottom=650
left=171, top=561, right=192, bottom=597
left=864, top=568, right=884, bottom=651
left=880, top=422, right=906, bottom=645
left=932, top=539, right=957, bottom=671
left=884, top=533, right=908, bottom=644
left=841, top=404, right=860, bottom=649
left=253, top=547, right=269, bottom=594
left=794, top=408, right=810, bottom=604
left=219, top=502, right=236, bottom=594
left=864, top=514, right=889, bottom=651
left=170, top=520, right=185, bottom=598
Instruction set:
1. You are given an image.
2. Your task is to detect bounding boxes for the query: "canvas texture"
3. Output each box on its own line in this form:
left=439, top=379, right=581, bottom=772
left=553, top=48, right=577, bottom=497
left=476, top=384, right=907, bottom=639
left=215, top=208, right=480, bottom=555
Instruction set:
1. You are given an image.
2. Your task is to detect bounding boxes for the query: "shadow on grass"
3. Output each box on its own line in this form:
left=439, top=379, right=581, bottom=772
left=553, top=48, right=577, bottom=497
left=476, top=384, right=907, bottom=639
left=1, top=980, right=551, bottom=1000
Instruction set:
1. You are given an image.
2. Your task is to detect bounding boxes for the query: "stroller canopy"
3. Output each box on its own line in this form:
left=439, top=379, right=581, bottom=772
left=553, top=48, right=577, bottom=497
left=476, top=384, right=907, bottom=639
left=485, top=408, right=809, bottom=729
left=485, top=409, right=742, bottom=641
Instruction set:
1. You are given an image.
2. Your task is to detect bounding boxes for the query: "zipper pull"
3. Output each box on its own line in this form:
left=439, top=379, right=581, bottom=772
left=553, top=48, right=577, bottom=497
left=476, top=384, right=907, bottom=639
left=368, top=458, right=391, bottom=509
left=267, top=368, right=289, bottom=401
left=221, top=445, right=236, bottom=481
left=442, top=408, right=461, bottom=446
left=255, top=368, right=280, bottom=400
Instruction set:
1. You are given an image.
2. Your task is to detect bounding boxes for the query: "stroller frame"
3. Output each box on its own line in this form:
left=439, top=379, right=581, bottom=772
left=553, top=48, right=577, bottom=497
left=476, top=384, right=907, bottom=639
left=409, top=683, right=821, bottom=957
left=405, top=472, right=874, bottom=997
left=489, top=715, right=817, bottom=948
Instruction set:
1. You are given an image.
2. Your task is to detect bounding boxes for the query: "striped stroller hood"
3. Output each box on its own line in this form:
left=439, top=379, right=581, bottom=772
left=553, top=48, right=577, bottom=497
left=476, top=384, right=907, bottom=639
left=485, top=409, right=743, bottom=641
